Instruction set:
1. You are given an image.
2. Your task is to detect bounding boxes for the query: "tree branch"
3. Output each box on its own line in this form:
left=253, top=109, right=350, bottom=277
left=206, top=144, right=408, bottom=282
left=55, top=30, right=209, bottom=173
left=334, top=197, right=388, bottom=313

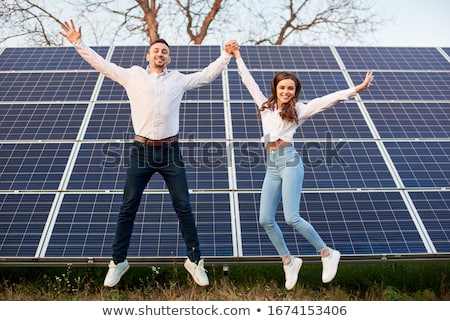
left=137, top=0, right=161, bottom=43
left=176, top=0, right=223, bottom=44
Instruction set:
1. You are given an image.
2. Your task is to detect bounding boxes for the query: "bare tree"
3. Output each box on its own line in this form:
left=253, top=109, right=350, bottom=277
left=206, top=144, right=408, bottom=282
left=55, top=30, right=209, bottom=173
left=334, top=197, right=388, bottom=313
left=137, top=0, right=161, bottom=42
left=78, top=0, right=163, bottom=42
left=241, top=0, right=386, bottom=45
left=0, top=0, right=387, bottom=46
left=0, top=0, right=66, bottom=46
left=175, top=0, right=223, bottom=44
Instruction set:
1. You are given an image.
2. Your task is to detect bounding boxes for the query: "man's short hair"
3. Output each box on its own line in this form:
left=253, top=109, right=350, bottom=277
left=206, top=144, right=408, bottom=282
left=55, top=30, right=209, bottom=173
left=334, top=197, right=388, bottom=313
left=150, top=38, right=170, bottom=48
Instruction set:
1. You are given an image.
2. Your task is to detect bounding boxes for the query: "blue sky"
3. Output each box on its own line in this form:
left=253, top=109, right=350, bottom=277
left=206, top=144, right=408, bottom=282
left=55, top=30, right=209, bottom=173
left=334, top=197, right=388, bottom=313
left=366, top=0, right=450, bottom=47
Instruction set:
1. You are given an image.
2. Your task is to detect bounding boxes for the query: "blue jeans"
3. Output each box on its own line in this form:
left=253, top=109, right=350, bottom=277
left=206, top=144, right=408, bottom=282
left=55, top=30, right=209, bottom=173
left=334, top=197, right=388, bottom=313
left=112, top=140, right=201, bottom=263
left=259, top=145, right=326, bottom=257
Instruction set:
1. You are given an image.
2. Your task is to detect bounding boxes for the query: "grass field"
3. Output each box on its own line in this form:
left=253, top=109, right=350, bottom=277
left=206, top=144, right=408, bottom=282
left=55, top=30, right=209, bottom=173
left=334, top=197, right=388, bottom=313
left=1, top=261, right=449, bottom=301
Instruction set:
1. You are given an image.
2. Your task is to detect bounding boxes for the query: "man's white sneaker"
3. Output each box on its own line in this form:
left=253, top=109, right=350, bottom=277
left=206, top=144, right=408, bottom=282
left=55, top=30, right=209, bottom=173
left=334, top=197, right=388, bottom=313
left=184, top=258, right=209, bottom=286
left=104, top=260, right=130, bottom=287
left=283, top=257, right=302, bottom=290
left=321, top=249, right=341, bottom=283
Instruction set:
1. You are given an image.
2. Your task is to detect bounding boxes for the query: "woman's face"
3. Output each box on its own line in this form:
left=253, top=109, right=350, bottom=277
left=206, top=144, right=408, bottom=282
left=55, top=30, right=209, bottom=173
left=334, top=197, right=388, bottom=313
left=276, top=78, right=297, bottom=107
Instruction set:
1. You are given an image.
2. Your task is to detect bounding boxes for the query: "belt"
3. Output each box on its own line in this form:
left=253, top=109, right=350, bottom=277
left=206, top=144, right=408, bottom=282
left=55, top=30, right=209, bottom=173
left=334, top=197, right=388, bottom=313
left=265, top=140, right=291, bottom=151
left=134, top=135, right=178, bottom=147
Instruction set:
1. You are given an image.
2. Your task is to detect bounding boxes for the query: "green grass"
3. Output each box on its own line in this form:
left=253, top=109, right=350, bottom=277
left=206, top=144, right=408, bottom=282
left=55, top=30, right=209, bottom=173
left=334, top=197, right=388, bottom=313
left=1, top=262, right=449, bottom=300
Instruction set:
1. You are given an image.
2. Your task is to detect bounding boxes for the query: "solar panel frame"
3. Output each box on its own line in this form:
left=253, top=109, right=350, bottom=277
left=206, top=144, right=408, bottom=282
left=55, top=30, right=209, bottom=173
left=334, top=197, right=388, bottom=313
left=0, top=44, right=449, bottom=265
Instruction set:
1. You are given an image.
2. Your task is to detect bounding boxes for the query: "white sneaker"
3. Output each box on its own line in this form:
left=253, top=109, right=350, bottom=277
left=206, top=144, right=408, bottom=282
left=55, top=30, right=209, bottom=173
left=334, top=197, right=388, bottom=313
left=104, top=260, right=130, bottom=287
left=283, top=257, right=302, bottom=290
left=184, top=258, right=209, bottom=286
left=321, top=249, right=341, bottom=283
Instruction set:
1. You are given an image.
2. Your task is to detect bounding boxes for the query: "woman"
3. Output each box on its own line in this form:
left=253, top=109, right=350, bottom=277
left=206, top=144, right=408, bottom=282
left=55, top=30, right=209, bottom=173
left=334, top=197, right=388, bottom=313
left=231, top=47, right=373, bottom=290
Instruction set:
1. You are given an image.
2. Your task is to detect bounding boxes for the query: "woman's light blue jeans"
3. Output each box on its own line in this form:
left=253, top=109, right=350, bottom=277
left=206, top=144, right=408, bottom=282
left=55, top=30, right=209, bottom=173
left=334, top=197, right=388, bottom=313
left=259, top=145, right=326, bottom=257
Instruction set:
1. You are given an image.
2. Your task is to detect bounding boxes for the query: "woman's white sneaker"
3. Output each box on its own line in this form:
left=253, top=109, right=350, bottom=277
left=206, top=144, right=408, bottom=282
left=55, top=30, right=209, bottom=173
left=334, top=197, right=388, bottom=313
left=283, top=257, right=303, bottom=290
left=321, top=249, right=341, bottom=283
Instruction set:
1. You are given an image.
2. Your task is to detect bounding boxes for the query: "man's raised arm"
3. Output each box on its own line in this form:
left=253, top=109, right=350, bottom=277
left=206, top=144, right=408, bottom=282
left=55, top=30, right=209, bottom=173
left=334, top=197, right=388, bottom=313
left=59, top=19, right=129, bottom=86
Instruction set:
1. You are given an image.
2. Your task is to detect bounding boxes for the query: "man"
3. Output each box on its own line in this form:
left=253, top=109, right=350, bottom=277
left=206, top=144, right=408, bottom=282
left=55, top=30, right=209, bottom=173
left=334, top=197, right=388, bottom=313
left=60, top=19, right=238, bottom=287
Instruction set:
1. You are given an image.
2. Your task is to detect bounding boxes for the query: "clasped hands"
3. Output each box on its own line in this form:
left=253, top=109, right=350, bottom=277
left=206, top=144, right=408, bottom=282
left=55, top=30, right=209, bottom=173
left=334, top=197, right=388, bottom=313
left=224, top=40, right=239, bottom=55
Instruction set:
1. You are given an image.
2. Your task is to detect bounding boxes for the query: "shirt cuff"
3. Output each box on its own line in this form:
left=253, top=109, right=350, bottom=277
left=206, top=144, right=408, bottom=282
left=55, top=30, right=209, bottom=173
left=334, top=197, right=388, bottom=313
left=72, top=38, right=83, bottom=48
left=221, top=50, right=233, bottom=59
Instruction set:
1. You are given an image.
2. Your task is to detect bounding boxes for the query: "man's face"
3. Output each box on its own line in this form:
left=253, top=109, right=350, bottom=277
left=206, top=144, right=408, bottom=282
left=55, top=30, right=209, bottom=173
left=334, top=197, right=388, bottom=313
left=146, top=42, right=171, bottom=70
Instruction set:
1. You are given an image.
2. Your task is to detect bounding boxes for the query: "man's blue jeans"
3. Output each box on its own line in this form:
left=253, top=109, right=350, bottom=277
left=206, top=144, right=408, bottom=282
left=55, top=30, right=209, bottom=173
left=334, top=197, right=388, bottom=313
left=259, top=145, right=326, bottom=257
left=112, top=140, right=201, bottom=263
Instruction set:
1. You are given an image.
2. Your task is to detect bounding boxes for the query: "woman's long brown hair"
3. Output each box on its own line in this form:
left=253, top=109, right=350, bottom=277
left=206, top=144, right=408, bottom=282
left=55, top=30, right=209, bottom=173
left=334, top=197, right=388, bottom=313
left=258, top=71, right=302, bottom=125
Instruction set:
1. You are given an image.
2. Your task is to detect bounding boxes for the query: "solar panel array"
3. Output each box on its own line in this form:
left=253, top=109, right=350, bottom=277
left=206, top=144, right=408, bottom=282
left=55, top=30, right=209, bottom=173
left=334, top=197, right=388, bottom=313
left=0, top=45, right=449, bottom=265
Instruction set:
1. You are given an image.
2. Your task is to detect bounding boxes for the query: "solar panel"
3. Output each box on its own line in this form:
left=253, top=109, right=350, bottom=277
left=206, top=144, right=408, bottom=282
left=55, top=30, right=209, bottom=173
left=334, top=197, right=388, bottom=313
left=409, top=191, right=450, bottom=253
left=0, top=45, right=449, bottom=265
left=237, top=192, right=427, bottom=257
left=229, top=71, right=350, bottom=101
left=365, top=102, right=450, bottom=139
left=384, top=141, right=450, bottom=188
left=66, top=142, right=230, bottom=191
left=228, top=46, right=341, bottom=70
left=97, top=76, right=225, bottom=101
left=0, top=72, right=100, bottom=102
left=348, top=71, right=450, bottom=101
left=0, top=103, right=87, bottom=140
left=110, top=46, right=222, bottom=69
left=443, top=48, right=450, bottom=57
left=230, top=101, right=373, bottom=139
left=336, top=47, right=449, bottom=70
left=233, top=141, right=397, bottom=190
left=0, top=46, right=109, bottom=71
left=0, top=193, right=56, bottom=256
left=45, top=193, right=234, bottom=258
left=0, top=143, right=73, bottom=190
